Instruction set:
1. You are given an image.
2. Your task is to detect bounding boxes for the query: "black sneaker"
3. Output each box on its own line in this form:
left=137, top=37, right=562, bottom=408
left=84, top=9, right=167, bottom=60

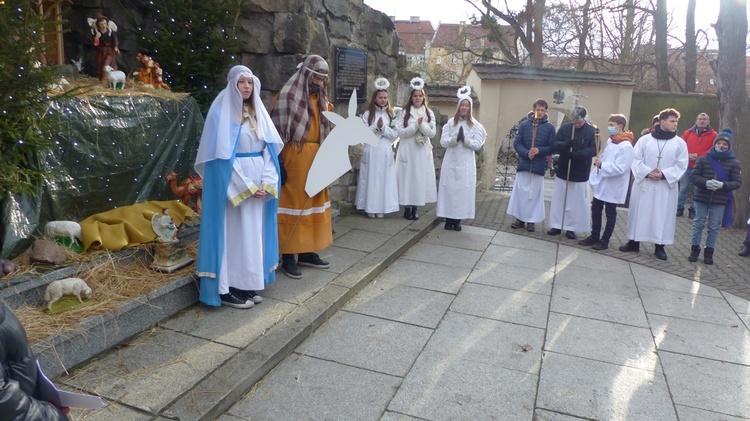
left=565, top=230, right=576, bottom=240
left=578, top=235, right=598, bottom=246
left=220, top=292, right=254, bottom=309
left=619, top=240, right=640, bottom=253
left=510, top=218, right=525, bottom=229
left=591, top=240, right=609, bottom=250
left=229, top=287, right=263, bottom=304
left=281, top=258, right=302, bottom=279
left=297, top=252, right=330, bottom=269
left=526, top=223, right=535, bottom=232
left=547, top=228, right=561, bottom=236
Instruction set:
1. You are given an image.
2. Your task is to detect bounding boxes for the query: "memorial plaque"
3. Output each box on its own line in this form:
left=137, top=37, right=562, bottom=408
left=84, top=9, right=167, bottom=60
left=334, top=46, right=367, bottom=102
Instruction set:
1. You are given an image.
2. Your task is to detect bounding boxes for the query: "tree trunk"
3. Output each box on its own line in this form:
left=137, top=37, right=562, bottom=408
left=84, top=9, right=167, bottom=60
left=529, top=0, right=545, bottom=67
left=576, top=0, right=591, bottom=70
left=715, top=0, right=750, bottom=227
left=654, top=0, right=670, bottom=91
left=684, top=0, right=697, bottom=93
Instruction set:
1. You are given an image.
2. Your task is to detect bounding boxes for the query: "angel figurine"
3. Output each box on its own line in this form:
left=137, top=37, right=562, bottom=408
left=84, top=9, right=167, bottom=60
left=88, top=15, right=120, bottom=81
left=152, top=208, right=178, bottom=243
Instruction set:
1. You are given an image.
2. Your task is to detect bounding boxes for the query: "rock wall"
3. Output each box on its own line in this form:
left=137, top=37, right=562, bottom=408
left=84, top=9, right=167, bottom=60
left=61, top=0, right=461, bottom=213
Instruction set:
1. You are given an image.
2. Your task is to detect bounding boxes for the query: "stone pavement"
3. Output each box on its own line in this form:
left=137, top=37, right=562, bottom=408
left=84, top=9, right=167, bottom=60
left=223, top=222, right=750, bottom=420
left=58, top=188, right=750, bottom=420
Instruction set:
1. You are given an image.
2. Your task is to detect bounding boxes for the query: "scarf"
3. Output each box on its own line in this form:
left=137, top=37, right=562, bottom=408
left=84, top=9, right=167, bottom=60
left=611, top=130, right=634, bottom=144
left=651, top=124, right=677, bottom=140
left=270, top=55, right=331, bottom=143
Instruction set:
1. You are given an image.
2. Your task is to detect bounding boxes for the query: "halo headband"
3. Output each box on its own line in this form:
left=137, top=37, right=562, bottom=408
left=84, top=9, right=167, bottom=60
left=457, top=85, right=471, bottom=100
left=374, top=77, right=390, bottom=91
left=410, top=77, right=425, bottom=91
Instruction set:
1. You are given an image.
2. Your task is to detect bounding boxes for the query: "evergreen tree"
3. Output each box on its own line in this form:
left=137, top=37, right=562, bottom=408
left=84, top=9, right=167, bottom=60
left=138, top=0, right=244, bottom=114
left=0, top=1, right=62, bottom=195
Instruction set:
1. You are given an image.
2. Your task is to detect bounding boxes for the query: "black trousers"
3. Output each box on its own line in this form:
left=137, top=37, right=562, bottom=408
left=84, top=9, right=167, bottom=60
left=591, top=197, right=618, bottom=242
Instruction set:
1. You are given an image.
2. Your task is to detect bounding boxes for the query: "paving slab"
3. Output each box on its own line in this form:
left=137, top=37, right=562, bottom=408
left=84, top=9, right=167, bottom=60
left=537, top=352, right=677, bottom=420
left=317, top=245, right=369, bottom=274
left=491, top=231, right=558, bottom=253
left=552, top=264, right=639, bottom=297
left=674, top=405, right=750, bottom=421
left=263, top=269, right=337, bottom=305
left=388, top=350, right=537, bottom=421
left=294, top=311, right=432, bottom=377
left=227, top=354, right=401, bottom=421
left=380, top=412, right=424, bottom=421
left=640, top=286, right=743, bottom=325
left=533, top=409, right=591, bottom=420
left=69, top=402, right=165, bottom=420
left=630, top=264, right=724, bottom=298
left=332, top=228, right=393, bottom=252
left=550, top=284, right=650, bottom=327
left=545, top=312, right=660, bottom=372
left=467, top=259, right=554, bottom=295
left=400, top=242, right=483, bottom=269
left=557, top=245, right=632, bottom=272
left=451, top=282, right=550, bottom=328
left=367, top=258, right=469, bottom=294
left=342, top=281, right=454, bottom=328
left=421, top=311, right=544, bottom=374
left=660, top=351, right=750, bottom=418
left=161, top=298, right=297, bottom=348
left=479, top=244, right=558, bottom=272
left=722, top=290, right=750, bottom=315
left=335, top=212, right=414, bottom=235
left=62, top=328, right=236, bottom=415
left=420, top=225, right=494, bottom=251
left=649, top=313, right=750, bottom=364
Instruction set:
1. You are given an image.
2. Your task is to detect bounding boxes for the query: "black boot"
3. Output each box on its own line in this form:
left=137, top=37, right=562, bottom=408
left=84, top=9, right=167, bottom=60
left=688, top=245, right=700, bottom=262
left=654, top=244, right=667, bottom=260
left=453, top=219, right=462, bottom=231
left=619, top=240, right=640, bottom=252
left=411, top=206, right=419, bottom=220
left=739, top=241, right=750, bottom=257
left=444, top=218, right=454, bottom=230
left=703, top=247, right=714, bottom=265
left=403, top=206, right=412, bottom=220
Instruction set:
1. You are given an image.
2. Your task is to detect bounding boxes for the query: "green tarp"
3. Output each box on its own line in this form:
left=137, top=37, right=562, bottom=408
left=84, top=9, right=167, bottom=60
left=1, top=94, right=204, bottom=259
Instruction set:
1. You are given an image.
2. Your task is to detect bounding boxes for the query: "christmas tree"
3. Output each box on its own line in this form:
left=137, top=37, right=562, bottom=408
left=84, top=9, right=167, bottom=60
left=138, top=0, right=244, bottom=114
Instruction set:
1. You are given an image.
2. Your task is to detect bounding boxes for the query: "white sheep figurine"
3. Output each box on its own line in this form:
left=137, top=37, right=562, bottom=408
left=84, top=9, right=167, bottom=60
left=44, top=220, right=82, bottom=245
left=104, top=65, right=126, bottom=90
left=44, top=277, right=92, bottom=310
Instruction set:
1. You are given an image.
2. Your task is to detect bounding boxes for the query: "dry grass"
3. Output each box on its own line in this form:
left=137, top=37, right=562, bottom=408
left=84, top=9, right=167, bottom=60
left=11, top=242, right=197, bottom=345
left=50, top=74, right=190, bottom=100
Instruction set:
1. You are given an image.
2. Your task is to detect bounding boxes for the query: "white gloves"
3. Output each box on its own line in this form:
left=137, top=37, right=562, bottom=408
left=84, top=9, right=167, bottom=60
left=705, top=179, right=723, bottom=191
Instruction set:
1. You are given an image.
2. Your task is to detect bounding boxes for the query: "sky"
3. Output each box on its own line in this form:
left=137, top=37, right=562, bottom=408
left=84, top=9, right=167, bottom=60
left=363, top=0, right=728, bottom=46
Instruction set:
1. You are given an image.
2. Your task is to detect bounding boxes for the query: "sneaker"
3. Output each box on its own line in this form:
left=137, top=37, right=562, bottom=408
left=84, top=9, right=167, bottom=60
left=591, top=239, right=609, bottom=250
left=676, top=207, right=684, bottom=217
left=281, top=258, right=302, bottom=279
left=619, top=240, right=640, bottom=252
left=367, top=213, right=376, bottom=218
left=688, top=208, right=696, bottom=219
left=376, top=213, right=384, bottom=218
left=565, top=230, right=576, bottom=240
left=547, top=228, right=561, bottom=236
left=297, top=252, right=330, bottom=269
left=220, top=292, right=254, bottom=309
left=510, top=218, right=525, bottom=229
left=526, top=223, right=535, bottom=232
left=578, top=235, right=598, bottom=246
left=229, top=287, right=263, bottom=304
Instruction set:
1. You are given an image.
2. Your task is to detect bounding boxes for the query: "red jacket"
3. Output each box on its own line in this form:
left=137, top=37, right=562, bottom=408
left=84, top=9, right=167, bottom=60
left=681, top=126, right=717, bottom=168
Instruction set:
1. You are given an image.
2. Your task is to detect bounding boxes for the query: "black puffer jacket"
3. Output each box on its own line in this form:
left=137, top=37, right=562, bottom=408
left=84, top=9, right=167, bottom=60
left=690, top=154, right=742, bottom=205
left=0, top=301, right=68, bottom=420
left=553, top=122, right=597, bottom=182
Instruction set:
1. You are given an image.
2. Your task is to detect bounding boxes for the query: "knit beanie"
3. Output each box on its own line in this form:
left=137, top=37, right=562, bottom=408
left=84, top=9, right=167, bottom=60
left=715, top=128, right=733, bottom=147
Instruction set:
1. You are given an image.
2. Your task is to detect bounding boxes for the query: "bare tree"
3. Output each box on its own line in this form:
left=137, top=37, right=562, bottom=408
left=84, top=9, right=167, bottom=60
left=653, top=0, right=670, bottom=91
left=714, top=0, right=750, bottom=227
left=684, top=0, right=697, bottom=92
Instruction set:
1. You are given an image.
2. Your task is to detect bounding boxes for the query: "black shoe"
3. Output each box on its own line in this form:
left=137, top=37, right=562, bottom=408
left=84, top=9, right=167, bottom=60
left=547, top=228, right=561, bottom=236
left=511, top=218, right=525, bottom=229
left=444, top=219, right=454, bottom=230
left=703, top=247, right=714, bottom=265
left=565, top=230, right=576, bottom=240
left=676, top=207, right=684, bottom=217
left=526, top=223, right=535, bottom=232
left=297, top=252, right=330, bottom=269
left=229, top=287, right=263, bottom=304
left=740, top=242, right=750, bottom=257
left=578, top=235, right=598, bottom=246
left=688, top=208, right=696, bottom=219
left=592, top=239, right=609, bottom=250
left=404, top=207, right=412, bottom=220
left=619, top=240, right=640, bottom=252
left=411, top=207, right=420, bottom=220
left=220, top=292, right=253, bottom=309
left=688, top=245, right=700, bottom=262
left=453, top=220, right=462, bottom=231
left=281, top=255, right=302, bottom=279
left=654, top=245, right=667, bottom=261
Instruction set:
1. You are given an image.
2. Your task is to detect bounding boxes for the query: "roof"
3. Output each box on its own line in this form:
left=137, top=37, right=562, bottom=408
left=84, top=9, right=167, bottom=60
left=470, top=64, right=635, bottom=86
left=395, top=19, right=435, bottom=55
left=424, top=83, right=480, bottom=104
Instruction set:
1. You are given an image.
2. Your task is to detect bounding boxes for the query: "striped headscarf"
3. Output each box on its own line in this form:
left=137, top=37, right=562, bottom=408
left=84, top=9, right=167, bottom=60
left=271, top=55, right=332, bottom=143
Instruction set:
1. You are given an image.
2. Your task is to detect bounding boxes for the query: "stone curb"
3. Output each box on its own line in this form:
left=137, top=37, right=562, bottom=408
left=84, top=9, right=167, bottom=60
left=161, top=213, right=440, bottom=420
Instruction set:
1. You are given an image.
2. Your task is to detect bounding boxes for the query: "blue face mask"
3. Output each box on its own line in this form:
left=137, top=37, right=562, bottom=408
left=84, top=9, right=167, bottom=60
left=607, top=126, right=618, bottom=136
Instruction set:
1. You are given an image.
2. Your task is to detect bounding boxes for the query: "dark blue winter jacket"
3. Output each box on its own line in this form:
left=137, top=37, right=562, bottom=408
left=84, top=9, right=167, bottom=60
left=553, top=122, right=597, bottom=182
left=514, top=112, right=556, bottom=176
